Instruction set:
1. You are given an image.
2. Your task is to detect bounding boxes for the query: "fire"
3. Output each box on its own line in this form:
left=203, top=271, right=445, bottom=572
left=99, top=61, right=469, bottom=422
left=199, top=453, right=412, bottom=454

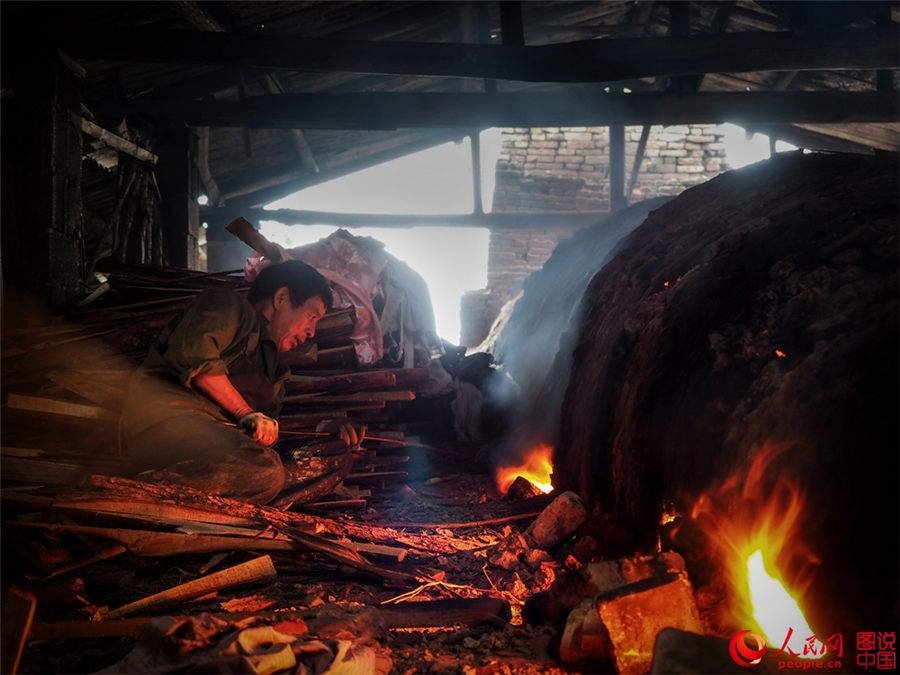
left=496, top=443, right=554, bottom=495
left=682, top=443, right=822, bottom=657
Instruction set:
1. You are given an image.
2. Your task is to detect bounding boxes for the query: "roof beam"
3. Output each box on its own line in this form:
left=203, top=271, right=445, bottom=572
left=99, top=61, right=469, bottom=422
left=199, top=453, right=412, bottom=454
left=202, top=207, right=605, bottom=230
left=95, top=91, right=899, bottom=130
left=60, top=28, right=898, bottom=83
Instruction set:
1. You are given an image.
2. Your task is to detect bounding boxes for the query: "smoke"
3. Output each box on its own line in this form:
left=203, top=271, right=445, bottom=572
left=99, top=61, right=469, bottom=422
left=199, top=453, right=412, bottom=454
left=483, top=197, right=673, bottom=470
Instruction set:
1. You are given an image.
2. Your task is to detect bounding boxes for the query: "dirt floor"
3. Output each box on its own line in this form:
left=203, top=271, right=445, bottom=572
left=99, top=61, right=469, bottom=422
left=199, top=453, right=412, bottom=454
left=7, top=441, right=601, bottom=675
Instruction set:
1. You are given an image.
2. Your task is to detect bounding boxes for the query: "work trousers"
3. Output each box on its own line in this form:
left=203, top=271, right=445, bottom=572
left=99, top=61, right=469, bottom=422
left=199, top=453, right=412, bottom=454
left=120, top=375, right=285, bottom=504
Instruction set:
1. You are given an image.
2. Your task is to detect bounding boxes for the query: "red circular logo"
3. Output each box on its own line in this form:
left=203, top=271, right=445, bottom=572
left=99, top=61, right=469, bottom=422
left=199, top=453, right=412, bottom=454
left=729, top=630, right=767, bottom=667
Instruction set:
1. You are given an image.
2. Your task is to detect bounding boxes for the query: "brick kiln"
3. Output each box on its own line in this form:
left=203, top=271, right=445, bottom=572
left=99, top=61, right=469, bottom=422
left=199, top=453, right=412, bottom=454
left=490, top=150, right=898, bottom=665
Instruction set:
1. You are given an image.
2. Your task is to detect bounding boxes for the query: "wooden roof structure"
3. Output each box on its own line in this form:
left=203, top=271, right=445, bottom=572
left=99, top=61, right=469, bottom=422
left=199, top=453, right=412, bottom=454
left=2, top=0, right=897, bottom=226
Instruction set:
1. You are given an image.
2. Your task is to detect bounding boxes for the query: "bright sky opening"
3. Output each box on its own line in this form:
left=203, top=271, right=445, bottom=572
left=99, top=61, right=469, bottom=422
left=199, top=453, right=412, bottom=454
left=261, top=125, right=793, bottom=344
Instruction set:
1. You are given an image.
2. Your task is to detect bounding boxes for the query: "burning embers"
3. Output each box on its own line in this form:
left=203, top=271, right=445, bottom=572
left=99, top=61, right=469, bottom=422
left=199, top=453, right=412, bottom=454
left=673, top=442, right=826, bottom=658
left=496, top=443, right=554, bottom=496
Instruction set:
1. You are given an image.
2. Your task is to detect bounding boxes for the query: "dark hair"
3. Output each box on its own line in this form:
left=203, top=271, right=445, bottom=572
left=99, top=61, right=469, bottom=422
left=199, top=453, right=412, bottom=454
left=247, top=260, right=333, bottom=311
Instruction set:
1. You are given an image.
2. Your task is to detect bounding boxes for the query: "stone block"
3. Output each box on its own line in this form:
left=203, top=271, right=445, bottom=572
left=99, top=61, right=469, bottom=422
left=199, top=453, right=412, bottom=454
left=598, top=574, right=703, bottom=674
left=524, top=491, right=587, bottom=549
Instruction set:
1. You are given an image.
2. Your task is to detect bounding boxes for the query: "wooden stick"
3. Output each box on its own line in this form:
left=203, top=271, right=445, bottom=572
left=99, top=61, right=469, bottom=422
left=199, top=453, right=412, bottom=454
left=376, top=511, right=543, bottom=529
left=28, top=598, right=511, bottom=641
left=44, top=544, right=127, bottom=580
left=1, top=588, right=37, bottom=675
left=105, top=555, right=276, bottom=619
left=281, top=390, right=415, bottom=404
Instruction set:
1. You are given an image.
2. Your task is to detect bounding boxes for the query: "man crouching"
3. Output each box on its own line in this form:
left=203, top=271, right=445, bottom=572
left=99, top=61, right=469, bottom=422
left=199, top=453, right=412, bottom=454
left=120, top=259, right=365, bottom=504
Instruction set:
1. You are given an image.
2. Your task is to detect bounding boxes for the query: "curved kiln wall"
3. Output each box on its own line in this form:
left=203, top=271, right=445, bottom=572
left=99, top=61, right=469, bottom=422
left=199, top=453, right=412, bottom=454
left=554, top=151, right=898, bottom=631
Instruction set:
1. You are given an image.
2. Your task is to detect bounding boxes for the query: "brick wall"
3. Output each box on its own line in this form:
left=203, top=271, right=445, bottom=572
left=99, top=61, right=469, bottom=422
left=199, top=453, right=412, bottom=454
left=459, top=124, right=730, bottom=348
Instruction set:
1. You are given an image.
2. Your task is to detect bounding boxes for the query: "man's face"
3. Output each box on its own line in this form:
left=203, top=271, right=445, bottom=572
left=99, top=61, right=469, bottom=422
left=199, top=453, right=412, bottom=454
left=268, top=291, right=326, bottom=353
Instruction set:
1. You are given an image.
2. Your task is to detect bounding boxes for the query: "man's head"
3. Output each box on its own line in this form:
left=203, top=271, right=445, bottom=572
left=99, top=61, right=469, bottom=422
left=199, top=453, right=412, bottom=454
left=248, top=260, right=334, bottom=353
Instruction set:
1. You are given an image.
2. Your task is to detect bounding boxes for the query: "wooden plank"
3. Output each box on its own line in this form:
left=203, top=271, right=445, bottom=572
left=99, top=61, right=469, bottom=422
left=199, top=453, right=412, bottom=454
left=216, top=207, right=604, bottom=230
left=12, top=522, right=302, bottom=557
left=62, top=28, right=898, bottom=82
left=105, top=554, right=277, bottom=619
left=282, top=390, right=415, bottom=404
left=100, top=91, right=900, bottom=130
left=5, top=393, right=115, bottom=420
left=284, top=369, right=397, bottom=395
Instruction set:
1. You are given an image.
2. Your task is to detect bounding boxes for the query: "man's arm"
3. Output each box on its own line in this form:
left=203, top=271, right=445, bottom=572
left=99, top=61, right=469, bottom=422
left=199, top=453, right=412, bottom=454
left=193, top=373, right=279, bottom=445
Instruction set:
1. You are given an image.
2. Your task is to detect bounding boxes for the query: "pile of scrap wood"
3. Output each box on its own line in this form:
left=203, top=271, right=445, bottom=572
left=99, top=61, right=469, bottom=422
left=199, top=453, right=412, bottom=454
left=1, top=468, right=529, bottom=674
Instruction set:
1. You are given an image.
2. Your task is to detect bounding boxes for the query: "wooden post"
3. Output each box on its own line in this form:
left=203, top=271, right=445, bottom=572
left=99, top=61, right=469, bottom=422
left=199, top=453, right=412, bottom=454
left=1, top=51, right=84, bottom=322
left=627, top=125, right=651, bottom=203
left=609, top=117, right=626, bottom=212
left=157, top=123, right=201, bottom=270
left=471, top=129, right=484, bottom=215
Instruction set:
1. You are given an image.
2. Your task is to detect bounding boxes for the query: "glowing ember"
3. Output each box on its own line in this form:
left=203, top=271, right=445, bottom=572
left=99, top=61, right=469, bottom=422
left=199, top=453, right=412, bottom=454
left=680, top=443, right=822, bottom=656
left=496, top=444, right=554, bottom=495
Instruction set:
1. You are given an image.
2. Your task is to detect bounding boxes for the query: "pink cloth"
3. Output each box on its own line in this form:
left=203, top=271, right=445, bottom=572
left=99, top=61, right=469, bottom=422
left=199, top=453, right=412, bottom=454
left=244, top=230, right=390, bottom=365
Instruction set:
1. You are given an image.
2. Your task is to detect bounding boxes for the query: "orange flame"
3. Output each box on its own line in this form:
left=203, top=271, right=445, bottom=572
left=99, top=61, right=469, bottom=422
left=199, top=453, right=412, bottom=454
left=496, top=443, right=554, bottom=495
left=682, top=443, right=822, bottom=656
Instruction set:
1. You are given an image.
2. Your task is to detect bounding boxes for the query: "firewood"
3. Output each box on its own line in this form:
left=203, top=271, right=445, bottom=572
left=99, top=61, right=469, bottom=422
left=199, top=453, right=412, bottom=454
left=1, top=587, right=36, bottom=675
left=81, top=475, right=460, bottom=555
left=52, top=497, right=274, bottom=529
left=285, top=370, right=398, bottom=395
left=43, top=544, right=128, bottom=580
left=282, top=390, right=415, bottom=404
left=28, top=598, right=512, bottom=642
left=303, top=498, right=368, bottom=511
left=12, top=522, right=301, bottom=557
left=105, top=554, right=277, bottom=619
left=382, top=368, right=432, bottom=391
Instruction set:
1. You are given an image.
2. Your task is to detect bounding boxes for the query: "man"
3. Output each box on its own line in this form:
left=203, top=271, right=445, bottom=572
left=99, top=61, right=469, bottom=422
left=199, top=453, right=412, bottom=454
left=120, top=259, right=365, bottom=504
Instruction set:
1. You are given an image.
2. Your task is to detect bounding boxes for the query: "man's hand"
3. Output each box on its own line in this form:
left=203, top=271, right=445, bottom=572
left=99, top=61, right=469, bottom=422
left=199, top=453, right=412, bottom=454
left=239, top=412, right=280, bottom=446
left=316, top=419, right=367, bottom=447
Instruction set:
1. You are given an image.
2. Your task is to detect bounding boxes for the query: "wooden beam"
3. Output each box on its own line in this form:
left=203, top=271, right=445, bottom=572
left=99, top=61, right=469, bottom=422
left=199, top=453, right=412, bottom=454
left=262, top=74, right=321, bottom=173
left=60, top=28, right=898, bottom=83
left=627, top=125, right=652, bottom=202
left=79, top=118, right=158, bottom=164
left=471, top=129, right=483, bottom=215
left=609, top=118, right=626, bottom=211
left=98, top=91, right=900, bottom=130
left=204, top=206, right=605, bottom=229
left=499, top=2, right=525, bottom=47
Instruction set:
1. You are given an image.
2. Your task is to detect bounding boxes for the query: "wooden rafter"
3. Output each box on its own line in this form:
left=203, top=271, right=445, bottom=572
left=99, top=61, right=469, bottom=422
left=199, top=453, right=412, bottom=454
left=60, top=28, right=898, bottom=83
left=95, top=91, right=899, bottom=130
left=203, top=207, right=605, bottom=230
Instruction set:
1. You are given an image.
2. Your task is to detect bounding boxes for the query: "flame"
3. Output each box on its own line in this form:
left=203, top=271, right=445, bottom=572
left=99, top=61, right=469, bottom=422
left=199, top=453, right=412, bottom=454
left=682, top=443, right=822, bottom=656
left=496, top=443, right=554, bottom=494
